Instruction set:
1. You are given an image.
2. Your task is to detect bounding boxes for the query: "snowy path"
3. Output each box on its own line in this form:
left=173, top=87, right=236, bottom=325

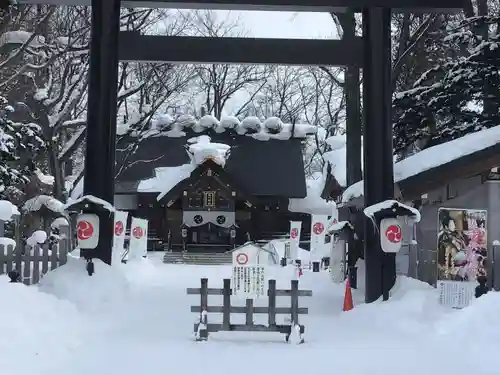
left=6, top=255, right=500, bottom=375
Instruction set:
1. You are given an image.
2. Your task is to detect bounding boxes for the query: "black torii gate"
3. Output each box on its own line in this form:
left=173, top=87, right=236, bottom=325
left=19, top=0, right=463, bottom=302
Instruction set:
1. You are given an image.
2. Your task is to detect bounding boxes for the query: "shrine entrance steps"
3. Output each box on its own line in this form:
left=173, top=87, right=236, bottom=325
left=162, top=252, right=232, bottom=265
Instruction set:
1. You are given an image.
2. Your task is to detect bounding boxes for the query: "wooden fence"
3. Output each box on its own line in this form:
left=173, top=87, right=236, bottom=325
left=0, top=231, right=71, bottom=285
left=187, top=278, right=313, bottom=343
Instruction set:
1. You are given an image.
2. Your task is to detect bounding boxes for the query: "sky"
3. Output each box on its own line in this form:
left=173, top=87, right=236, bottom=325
left=213, top=10, right=338, bottom=39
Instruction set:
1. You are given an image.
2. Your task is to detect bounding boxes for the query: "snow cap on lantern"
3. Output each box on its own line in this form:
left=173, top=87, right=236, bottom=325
left=363, top=200, right=420, bottom=254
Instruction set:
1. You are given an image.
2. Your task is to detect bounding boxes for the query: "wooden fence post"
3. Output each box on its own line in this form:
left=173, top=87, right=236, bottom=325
left=198, top=278, right=209, bottom=340
left=290, top=279, right=299, bottom=325
left=23, top=245, right=32, bottom=285
left=268, top=279, right=276, bottom=327
left=222, top=278, right=231, bottom=330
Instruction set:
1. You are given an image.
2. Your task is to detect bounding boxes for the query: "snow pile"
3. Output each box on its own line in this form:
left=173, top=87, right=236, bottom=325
left=35, top=169, right=55, bottom=185
left=51, top=217, right=69, bottom=228
left=26, top=230, right=48, bottom=246
left=38, top=257, right=130, bottom=313
left=0, top=275, right=86, bottom=373
left=22, top=195, right=65, bottom=213
left=343, top=124, right=500, bottom=203
left=187, top=135, right=231, bottom=167
left=141, top=114, right=317, bottom=141
left=0, top=200, right=19, bottom=221
left=436, top=291, right=500, bottom=341
left=0, top=237, right=16, bottom=247
left=289, top=174, right=336, bottom=215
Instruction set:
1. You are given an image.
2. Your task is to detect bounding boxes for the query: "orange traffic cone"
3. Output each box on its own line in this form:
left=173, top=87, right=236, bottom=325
left=343, top=279, right=354, bottom=312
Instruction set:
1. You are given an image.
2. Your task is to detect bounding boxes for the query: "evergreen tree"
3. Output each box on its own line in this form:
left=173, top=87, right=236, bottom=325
left=0, top=96, right=44, bottom=197
left=393, top=16, right=500, bottom=154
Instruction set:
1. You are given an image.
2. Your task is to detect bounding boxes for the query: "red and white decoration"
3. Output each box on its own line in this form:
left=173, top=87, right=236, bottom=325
left=112, top=210, right=129, bottom=263
left=129, top=217, right=148, bottom=259
left=380, top=218, right=403, bottom=253
left=76, top=213, right=99, bottom=249
left=289, top=221, right=302, bottom=260
left=310, top=215, right=329, bottom=261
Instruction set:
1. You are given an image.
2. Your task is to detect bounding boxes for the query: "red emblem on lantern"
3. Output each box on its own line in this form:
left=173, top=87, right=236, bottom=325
left=77, top=220, right=94, bottom=241
left=385, top=224, right=402, bottom=244
left=313, top=222, right=325, bottom=235
left=290, top=228, right=298, bottom=239
left=114, top=221, right=124, bottom=236
left=132, top=226, right=143, bottom=239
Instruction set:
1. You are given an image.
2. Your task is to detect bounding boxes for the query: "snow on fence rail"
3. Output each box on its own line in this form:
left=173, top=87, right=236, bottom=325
left=0, top=237, right=70, bottom=286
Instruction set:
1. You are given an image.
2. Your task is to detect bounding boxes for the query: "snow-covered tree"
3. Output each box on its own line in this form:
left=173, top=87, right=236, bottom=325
left=0, top=95, right=43, bottom=198
left=393, top=7, right=500, bottom=154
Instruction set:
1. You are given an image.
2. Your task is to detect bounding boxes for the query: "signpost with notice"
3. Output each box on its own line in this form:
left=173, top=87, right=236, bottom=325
left=232, top=243, right=266, bottom=299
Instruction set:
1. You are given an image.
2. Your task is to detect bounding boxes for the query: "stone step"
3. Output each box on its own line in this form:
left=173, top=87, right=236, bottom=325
left=163, top=252, right=233, bottom=265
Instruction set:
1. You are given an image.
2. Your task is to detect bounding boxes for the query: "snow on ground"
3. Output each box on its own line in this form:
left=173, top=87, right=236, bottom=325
left=3, top=253, right=500, bottom=375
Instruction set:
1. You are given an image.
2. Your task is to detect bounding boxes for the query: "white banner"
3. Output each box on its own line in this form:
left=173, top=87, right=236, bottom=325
left=129, top=217, right=148, bottom=259
left=310, top=215, right=329, bottom=261
left=289, top=221, right=302, bottom=260
left=113, top=211, right=128, bottom=263
left=330, top=239, right=346, bottom=284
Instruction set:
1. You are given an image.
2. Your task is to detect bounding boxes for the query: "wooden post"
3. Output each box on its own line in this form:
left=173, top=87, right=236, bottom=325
left=290, top=279, right=299, bottom=325
left=222, top=278, right=231, bottom=330
left=23, top=246, right=31, bottom=285
left=245, top=299, right=253, bottom=326
left=198, top=278, right=209, bottom=340
left=267, top=279, right=276, bottom=326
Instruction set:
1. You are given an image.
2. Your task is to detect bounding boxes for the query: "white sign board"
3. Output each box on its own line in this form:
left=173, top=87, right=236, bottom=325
left=289, top=221, right=302, bottom=260
left=129, top=217, right=148, bottom=259
left=232, top=265, right=266, bottom=299
left=113, top=211, right=128, bottom=262
left=232, top=244, right=266, bottom=298
left=380, top=217, right=403, bottom=253
left=438, top=280, right=476, bottom=309
left=76, top=213, right=99, bottom=249
left=310, top=215, right=328, bottom=261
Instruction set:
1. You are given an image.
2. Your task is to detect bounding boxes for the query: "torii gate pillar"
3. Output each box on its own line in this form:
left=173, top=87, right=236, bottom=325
left=82, top=0, right=121, bottom=265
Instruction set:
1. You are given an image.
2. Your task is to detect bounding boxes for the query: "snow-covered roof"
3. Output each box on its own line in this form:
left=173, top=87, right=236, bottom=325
left=342, top=125, right=500, bottom=203
left=128, top=114, right=317, bottom=141
left=22, top=195, right=65, bottom=214
left=63, top=195, right=115, bottom=212
left=322, top=135, right=362, bottom=188
left=288, top=175, right=337, bottom=215
left=139, top=164, right=195, bottom=200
